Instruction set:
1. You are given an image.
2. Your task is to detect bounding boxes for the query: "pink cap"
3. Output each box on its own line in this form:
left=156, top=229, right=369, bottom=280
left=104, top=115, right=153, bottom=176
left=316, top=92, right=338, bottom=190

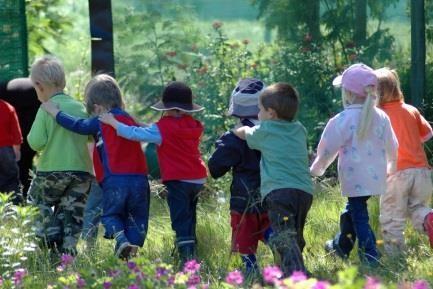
left=332, top=63, right=377, bottom=97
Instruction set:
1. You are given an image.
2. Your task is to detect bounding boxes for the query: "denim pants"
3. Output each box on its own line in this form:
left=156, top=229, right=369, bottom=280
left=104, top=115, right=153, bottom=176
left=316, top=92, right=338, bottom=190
left=333, top=196, right=379, bottom=263
left=0, top=146, right=23, bottom=204
left=264, top=188, right=313, bottom=276
left=165, top=181, right=203, bottom=249
left=82, top=179, right=103, bottom=242
left=101, top=176, right=150, bottom=247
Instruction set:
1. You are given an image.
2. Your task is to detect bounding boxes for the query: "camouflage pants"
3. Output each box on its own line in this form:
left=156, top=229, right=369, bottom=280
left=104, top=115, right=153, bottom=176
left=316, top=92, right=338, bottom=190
left=28, top=171, right=92, bottom=254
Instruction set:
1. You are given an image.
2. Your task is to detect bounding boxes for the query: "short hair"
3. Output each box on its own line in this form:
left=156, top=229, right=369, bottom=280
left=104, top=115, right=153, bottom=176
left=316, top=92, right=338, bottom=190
left=260, top=82, right=299, bottom=121
left=30, top=55, right=66, bottom=89
left=375, top=67, right=404, bottom=105
left=84, top=74, right=123, bottom=114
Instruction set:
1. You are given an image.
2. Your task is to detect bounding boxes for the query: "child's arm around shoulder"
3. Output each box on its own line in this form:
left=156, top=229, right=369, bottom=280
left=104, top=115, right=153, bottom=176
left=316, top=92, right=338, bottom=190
left=41, top=100, right=98, bottom=135
left=99, top=112, right=161, bottom=144
left=232, top=124, right=262, bottom=150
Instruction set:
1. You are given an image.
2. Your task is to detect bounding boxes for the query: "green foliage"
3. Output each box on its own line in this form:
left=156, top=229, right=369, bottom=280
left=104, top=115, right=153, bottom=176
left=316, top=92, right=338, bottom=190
left=25, top=0, right=72, bottom=59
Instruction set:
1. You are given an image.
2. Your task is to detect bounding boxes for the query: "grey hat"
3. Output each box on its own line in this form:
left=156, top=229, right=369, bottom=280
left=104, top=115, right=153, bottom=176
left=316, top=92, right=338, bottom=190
left=228, top=78, right=265, bottom=118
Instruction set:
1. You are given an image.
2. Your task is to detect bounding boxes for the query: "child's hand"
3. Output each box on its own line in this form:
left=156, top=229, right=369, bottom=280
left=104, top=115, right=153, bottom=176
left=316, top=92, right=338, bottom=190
left=41, top=101, right=60, bottom=117
left=99, top=113, right=120, bottom=129
left=232, top=126, right=247, bottom=140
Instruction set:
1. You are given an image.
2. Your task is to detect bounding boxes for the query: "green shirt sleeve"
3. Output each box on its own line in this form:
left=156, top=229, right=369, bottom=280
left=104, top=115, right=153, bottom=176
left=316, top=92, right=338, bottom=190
left=27, top=108, right=48, bottom=151
left=245, top=124, right=264, bottom=151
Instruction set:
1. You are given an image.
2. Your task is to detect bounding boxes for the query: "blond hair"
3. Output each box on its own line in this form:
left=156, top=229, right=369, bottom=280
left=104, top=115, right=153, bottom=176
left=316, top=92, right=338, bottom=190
left=30, top=55, right=66, bottom=89
left=375, top=67, right=404, bottom=105
left=84, top=74, right=124, bottom=114
left=342, top=86, right=377, bottom=140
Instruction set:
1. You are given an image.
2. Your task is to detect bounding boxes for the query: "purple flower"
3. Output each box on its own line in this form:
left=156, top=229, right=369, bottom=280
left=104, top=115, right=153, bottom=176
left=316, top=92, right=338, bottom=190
left=290, top=271, right=307, bottom=282
left=108, top=270, right=121, bottom=278
left=156, top=266, right=169, bottom=279
left=13, top=268, right=27, bottom=286
left=201, top=284, right=209, bottom=289
left=103, top=281, right=112, bottom=289
left=167, top=276, right=175, bottom=285
left=225, top=270, right=244, bottom=286
left=412, top=280, right=430, bottom=289
left=60, top=254, right=74, bottom=267
left=364, top=276, right=381, bottom=289
left=76, top=276, right=86, bottom=288
left=127, top=261, right=137, bottom=270
left=314, top=281, right=330, bottom=289
left=184, top=260, right=201, bottom=273
left=187, top=274, right=201, bottom=286
left=263, top=266, right=283, bottom=284
left=128, top=284, right=140, bottom=289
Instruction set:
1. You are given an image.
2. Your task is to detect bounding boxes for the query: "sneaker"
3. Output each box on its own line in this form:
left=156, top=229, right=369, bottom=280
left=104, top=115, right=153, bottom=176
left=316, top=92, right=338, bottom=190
left=324, top=240, right=348, bottom=260
left=424, top=212, right=433, bottom=248
left=115, top=241, right=138, bottom=260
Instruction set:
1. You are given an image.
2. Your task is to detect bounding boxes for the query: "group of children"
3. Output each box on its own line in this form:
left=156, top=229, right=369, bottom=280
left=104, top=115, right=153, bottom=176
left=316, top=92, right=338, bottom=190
left=2, top=54, right=433, bottom=277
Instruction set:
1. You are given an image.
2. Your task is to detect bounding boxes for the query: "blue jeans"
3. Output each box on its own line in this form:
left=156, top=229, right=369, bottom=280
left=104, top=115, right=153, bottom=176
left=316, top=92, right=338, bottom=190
left=333, top=196, right=379, bottom=263
left=101, top=176, right=150, bottom=247
left=82, top=179, right=103, bottom=242
left=165, top=181, right=203, bottom=248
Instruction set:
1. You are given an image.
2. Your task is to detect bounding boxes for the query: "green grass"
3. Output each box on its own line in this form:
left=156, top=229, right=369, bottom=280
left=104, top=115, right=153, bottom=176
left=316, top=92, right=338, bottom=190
left=2, top=177, right=432, bottom=287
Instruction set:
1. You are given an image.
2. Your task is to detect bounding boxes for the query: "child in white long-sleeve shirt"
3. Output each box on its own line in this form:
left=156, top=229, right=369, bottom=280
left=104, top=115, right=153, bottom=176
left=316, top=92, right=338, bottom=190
left=310, top=63, right=398, bottom=265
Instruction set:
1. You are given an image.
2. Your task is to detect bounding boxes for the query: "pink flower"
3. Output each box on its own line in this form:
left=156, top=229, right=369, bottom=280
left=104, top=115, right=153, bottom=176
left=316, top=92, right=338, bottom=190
left=314, top=281, right=330, bottom=289
left=103, top=281, right=112, bottom=289
left=61, top=254, right=74, bottom=267
left=184, top=260, right=201, bottom=273
left=76, top=276, right=86, bottom=288
left=364, top=276, right=381, bottom=289
left=187, top=274, right=201, bottom=286
left=263, top=266, right=283, bottom=284
left=290, top=271, right=307, bottom=282
left=412, top=280, right=430, bottom=289
left=225, top=270, right=243, bottom=286
left=13, top=268, right=27, bottom=286
left=212, top=21, right=223, bottom=30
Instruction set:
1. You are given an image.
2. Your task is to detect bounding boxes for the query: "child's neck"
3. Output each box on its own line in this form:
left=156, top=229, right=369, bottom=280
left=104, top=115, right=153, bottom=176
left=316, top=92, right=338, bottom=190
left=47, top=87, right=64, bottom=98
left=165, top=110, right=186, bottom=117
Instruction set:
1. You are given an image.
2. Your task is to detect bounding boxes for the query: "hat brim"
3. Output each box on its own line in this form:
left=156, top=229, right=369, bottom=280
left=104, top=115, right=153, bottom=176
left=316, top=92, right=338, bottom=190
left=332, top=75, right=343, bottom=87
left=151, top=101, right=204, bottom=112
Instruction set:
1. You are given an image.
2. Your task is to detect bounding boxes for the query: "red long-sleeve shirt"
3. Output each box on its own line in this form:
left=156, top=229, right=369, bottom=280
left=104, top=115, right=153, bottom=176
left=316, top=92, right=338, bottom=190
left=0, top=99, right=22, bottom=147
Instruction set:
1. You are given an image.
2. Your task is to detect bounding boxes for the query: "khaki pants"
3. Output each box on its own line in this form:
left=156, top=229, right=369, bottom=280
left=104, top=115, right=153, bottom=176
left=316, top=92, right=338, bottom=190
left=380, top=168, right=432, bottom=254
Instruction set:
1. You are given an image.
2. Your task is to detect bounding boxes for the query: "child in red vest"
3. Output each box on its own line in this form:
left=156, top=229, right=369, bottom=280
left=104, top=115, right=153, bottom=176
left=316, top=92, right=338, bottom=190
left=100, top=81, right=207, bottom=264
left=0, top=99, right=23, bottom=204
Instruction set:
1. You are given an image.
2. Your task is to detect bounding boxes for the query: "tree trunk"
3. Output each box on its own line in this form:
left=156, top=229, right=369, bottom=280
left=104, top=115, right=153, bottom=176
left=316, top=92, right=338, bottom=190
left=88, top=0, right=115, bottom=77
left=306, top=0, right=321, bottom=42
left=410, top=0, right=425, bottom=108
left=354, top=0, right=367, bottom=46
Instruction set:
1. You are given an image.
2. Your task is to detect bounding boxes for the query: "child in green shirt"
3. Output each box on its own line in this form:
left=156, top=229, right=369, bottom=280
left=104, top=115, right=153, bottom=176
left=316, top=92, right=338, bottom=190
left=27, top=55, right=93, bottom=255
left=234, top=82, right=313, bottom=276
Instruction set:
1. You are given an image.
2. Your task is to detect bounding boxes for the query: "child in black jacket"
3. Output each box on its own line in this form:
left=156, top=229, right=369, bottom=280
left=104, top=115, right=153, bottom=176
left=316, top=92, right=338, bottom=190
left=208, top=78, right=272, bottom=276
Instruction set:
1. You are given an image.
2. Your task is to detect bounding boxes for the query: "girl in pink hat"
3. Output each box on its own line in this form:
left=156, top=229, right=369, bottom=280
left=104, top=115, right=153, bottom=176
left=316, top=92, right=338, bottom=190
left=310, top=63, right=399, bottom=265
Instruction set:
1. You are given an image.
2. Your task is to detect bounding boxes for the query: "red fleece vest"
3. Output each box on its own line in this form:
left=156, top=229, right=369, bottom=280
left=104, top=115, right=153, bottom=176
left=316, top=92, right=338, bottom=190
left=156, top=115, right=207, bottom=181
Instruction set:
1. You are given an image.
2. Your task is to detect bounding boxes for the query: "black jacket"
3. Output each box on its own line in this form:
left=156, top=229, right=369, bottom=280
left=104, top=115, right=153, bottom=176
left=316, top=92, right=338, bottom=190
left=208, top=119, right=264, bottom=213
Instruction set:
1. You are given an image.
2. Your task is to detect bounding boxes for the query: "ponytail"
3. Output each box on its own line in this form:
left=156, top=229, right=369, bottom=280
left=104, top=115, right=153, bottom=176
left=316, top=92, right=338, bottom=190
left=357, top=86, right=376, bottom=140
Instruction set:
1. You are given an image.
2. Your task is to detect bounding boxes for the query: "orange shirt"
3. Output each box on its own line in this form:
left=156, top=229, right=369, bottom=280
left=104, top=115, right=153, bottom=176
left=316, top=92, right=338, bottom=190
left=380, top=100, right=432, bottom=171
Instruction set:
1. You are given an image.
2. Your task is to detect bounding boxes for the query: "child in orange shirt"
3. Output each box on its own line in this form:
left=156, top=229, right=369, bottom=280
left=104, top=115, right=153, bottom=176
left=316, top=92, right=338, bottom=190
left=376, top=67, right=433, bottom=253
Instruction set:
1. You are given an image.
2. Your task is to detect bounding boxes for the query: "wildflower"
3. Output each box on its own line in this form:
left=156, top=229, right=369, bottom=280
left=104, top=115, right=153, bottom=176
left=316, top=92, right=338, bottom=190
left=242, top=39, right=250, bottom=45
left=225, top=270, right=244, bottom=286
left=412, top=280, right=430, bottom=289
left=76, top=276, right=86, bottom=289
left=166, top=51, right=177, bottom=57
left=212, top=21, right=223, bottom=30
left=61, top=254, right=74, bottom=267
left=156, top=266, right=169, bottom=279
left=184, top=260, right=201, bottom=274
left=128, top=284, right=139, bottom=289
left=168, top=275, right=175, bottom=286
left=108, top=269, right=121, bottom=278
left=263, top=266, right=283, bottom=284
left=0, top=276, right=3, bottom=286
left=187, top=274, right=201, bottom=287
left=313, top=281, right=330, bottom=289
left=127, top=261, right=137, bottom=270
left=56, top=265, right=64, bottom=272
left=103, top=281, right=112, bottom=289
left=290, top=271, right=307, bottom=283
left=364, top=276, right=381, bottom=289
left=13, top=268, right=27, bottom=287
